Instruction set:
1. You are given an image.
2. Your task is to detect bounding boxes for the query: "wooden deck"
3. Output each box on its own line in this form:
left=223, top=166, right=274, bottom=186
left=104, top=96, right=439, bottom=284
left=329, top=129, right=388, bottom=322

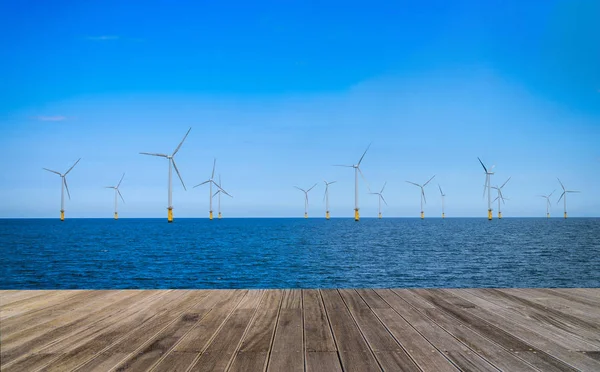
left=1, top=289, right=600, bottom=371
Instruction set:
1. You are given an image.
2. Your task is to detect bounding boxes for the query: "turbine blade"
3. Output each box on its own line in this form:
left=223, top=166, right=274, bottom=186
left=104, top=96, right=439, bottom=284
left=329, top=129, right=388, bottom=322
left=172, top=127, right=191, bottom=156
left=43, top=168, right=61, bottom=175
left=211, top=158, right=216, bottom=179
left=294, top=186, right=306, bottom=192
left=557, top=192, right=565, bottom=203
left=358, top=167, right=371, bottom=192
left=380, top=194, right=388, bottom=205
left=213, top=181, right=232, bottom=197
left=63, top=177, right=71, bottom=200
left=212, top=190, right=220, bottom=198
left=333, top=164, right=353, bottom=167
left=140, top=152, right=168, bottom=157
left=117, top=173, right=125, bottom=188
left=549, top=189, right=556, bottom=198
left=567, top=190, right=580, bottom=193
left=406, top=181, right=420, bottom=187
left=307, top=183, right=317, bottom=192
left=171, top=159, right=186, bottom=190
left=500, top=176, right=511, bottom=189
left=423, top=175, right=435, bottom=187
left=557, top=177, right=565, bottom=191
left=422, top=188, right=427, bottom=204
left=118, top=189, right=125, bottom=203
left=380, top=181, right=387, bottom=194
left=357, top=142, right=371, bottom=166
left=64, top=158, right=81, bottom=176
left=477, top=157, right=488, bottom=173
left=438, top=184, right=443, bottom=196
left=193, top=180, right=211, bottom=188
left=329, top=181, right=337, bottom=184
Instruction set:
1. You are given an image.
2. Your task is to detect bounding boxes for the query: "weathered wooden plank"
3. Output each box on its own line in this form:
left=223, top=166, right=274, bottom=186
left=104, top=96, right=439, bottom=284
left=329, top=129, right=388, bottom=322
left=507, top=288, right=600, bottom=322
left=229, top=351, right=269, bottom=372
left=281, top=288, right=302, bottom=309
left=303, top=289, right=336, bottom=352
left=237, top=290, right=282, bottom=353
left=306, top=351, right=343, bottom=372
left=545, top=289, right=600, bottom=308
left=267, top=308, right=304, bottom=372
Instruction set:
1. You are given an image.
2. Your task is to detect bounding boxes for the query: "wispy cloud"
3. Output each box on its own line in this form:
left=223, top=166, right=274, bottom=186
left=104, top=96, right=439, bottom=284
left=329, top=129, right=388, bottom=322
left=86, top=35, right=120, bottom=41
left=35, top=115, right=67, bottom=122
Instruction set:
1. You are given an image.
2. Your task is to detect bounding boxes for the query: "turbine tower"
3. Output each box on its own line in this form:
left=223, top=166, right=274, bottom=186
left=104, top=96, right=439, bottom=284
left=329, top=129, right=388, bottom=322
left=406, top=175, right=435, bottom=219
left=140, top=127, right=191, bottom=223
left=43, top=158, right=81, bottom=221
left=538, top=190, right=555, bottom=218
left=369, top=182, right=388, bottom=219
left=557, top=178, right=580, bottom=219
left=478, top=157, right=495, bottom=220
left=334, top=143, right=371, bottom=221
left=323, top=180, right=336, bottom=220
left=194, top=159, right=231, bottom=220
left=295, top=183, right=317, bottom=218
left=438, top=184, right=446, bottom=219
left=491, top=177, right=511, bottom=219
left=213, top=174, right=233, bottom=219
left=105, top=173, right=125, bottom=220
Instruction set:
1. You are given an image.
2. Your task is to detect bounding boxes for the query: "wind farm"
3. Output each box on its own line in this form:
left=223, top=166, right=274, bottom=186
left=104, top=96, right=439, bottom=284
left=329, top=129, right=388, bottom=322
left=492, top=177, right=511, bottom=219
left=42, top=158, right=81, bottom=221
left=478, top=157, right=495, bottom=220
left=105, top=173, right=125, bottom=220
left=406, top=175, right=435, bottom=219
left=539, top=190, right=555, bottom=218
left=557, top=178, right=580, bottom=219
left=438, top=184, right=446, bottom=219
left=194, top=159, right=231, bottom=220
left=323, top=180, right=336, bottom=220
left=213, top=174, right=233, bottom=219
left=334, top=143, right=371, bottom=221
left=294, top=183, right=317, bottom=218
left=370, top=182, right=388, bottom=219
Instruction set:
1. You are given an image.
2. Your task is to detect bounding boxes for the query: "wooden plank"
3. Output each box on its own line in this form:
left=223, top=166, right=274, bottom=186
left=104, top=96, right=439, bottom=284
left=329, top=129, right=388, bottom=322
left=281, top=289, right=302, bottom=309
left=545, top=289, right=600, bottom=308
left=507, top=288, right=600, bottom=322
left=229, top=351, right=269, bottom=372
left=306, top=351, right=343, bottom=372
left=320, top=289, right=381, bottom=372
left=303, top=289, right=336, bottom=352
left=0, top=290, right=86, bottom=322
left=267, top=308, right=303, bottom=371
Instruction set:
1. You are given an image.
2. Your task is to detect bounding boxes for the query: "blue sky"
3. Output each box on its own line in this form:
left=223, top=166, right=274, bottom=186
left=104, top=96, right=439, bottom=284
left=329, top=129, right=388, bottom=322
left=1, top=0, right=598, bottom=218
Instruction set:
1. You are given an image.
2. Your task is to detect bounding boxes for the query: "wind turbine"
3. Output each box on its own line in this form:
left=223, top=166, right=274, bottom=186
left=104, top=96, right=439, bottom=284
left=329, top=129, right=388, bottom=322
left=406, top=175, right=435, bottom=219
left=491, top=177, right=511, bottom=219
left=478, top=157, right=495, bottom=220
left=295, top=183, right=317, bottom=218
left=140, top=127, right=191, bottom=223
left=557, top=178, right=580, bottom=219
left=369, top=182, right=388, bottom=219
left=334, top=143, right=371, bottom=221
left=194, top=159, right=231, bottom=220
left=105, top=173, right=125, bottom=220
left=212, top=174, right=233, bottom=219
left=538, top=190, right=555, bottom=218
left=323, top=180, right=336, bottom=220
left=438, top=184, right=446, bottom=219
left=43, top=158, right=81, bottom=221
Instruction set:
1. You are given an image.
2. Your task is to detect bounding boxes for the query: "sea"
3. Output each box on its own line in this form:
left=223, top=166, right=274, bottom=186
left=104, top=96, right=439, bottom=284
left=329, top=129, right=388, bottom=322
left=1, top=218, right=599, bottom=289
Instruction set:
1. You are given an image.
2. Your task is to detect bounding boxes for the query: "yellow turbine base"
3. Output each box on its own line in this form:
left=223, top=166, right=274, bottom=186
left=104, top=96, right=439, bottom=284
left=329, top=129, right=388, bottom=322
left=218, top=212, right=222, bottom=219
left=209, top=211, right=213, bottom=220
left=378, top=213, right=382, bottom=219
left=547, top=213, right=550, bottom=218
left=420, top=211, right=424, bottom=219
left=326, top=211, right=330, bottom=220
left=564, top=212, right=567, bottom=219
left=168, top=208, right=173, bottom=223
left=498, top=211, right=502, bottom=219
left=487, top=210, right=493, bottom=220
left=304, top=213, right=308, bottom=219
left=442, top=213, right=445, bottom=219
left=114, top=212, right=118, bottom=220
left=60, top=210, right=64, bottom=221
left=354, top=209, right=359, bottom=221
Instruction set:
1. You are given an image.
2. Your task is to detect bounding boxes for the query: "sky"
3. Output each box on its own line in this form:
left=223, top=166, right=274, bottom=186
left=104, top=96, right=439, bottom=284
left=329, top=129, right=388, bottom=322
left=0, top=0, right=599, bottom=218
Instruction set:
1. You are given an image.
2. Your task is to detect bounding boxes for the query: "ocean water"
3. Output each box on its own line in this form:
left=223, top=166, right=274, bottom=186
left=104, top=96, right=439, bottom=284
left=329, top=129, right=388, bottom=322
left=1, top=218, right=599, bottom=289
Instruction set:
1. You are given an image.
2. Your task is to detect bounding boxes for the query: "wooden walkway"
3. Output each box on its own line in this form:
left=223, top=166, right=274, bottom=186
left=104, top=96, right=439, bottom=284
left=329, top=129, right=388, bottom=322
left=1, top=289, right=600, bottom=371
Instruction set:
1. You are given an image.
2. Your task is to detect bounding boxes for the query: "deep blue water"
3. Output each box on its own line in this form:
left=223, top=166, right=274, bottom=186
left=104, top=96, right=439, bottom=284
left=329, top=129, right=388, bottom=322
left=1, top=218, right=599, bottom=289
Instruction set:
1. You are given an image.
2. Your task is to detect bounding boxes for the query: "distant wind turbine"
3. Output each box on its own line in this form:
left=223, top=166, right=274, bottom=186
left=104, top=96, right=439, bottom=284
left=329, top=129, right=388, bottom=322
left=295, top=184, right=317, bottom=218
left=538, top=190, right=555, bottom=218
left=43, top=158, right=81, bottom=221
left=194, top=159, right=231, bottom=220
left=478, top=157, right=495, bottom=220
left=212, top=174, right=233, bottom=219
left=492, top=177, right=511, bottom=219
left=370, top=182, right=388, bottom=219
left=438, top=184, right=446, bottom=219
left=557, top=178, right=580, bottom=219
left=140, top=127, right=191, bottom=223
left=105, top=173, right=125, bottom=220
left=323, top=180, right=336, bottom=220
left=406, top=175, right=435, bottom=219
left=334, top=143, right=371, bottom=221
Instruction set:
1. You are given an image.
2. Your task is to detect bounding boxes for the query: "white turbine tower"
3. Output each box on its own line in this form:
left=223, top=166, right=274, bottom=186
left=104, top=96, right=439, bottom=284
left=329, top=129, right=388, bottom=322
left=334, top=143, right=371, bottom=221
left=478, top=157, right=495, bottom=220
left=557, top=178, right=580, bottom=219
left=105, top=173, right=125, bottom=220
left=295, top=183, right=317, bottom=218
left=212, top=174, right=233, bottom=219
left=406, top=175, right=435, bottom=219
left=194, top=159, right=231, bottom=220
left=538, top=190, right=555, bottom=218
left=369, top=182, right=388, bottom=219
left=140, top=127, right=191, bottom=223
left=491, top=177, right=511, bottom=219
left=323, top=180, right=336, bottom=220
left=438, top=184, right=446, bottom=219
left=43, top=158, right=81, bottom=221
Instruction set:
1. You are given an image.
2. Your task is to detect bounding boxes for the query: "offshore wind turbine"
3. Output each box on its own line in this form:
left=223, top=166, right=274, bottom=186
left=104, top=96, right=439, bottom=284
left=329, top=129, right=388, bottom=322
left=105, top=173, right=125, bottom=220
left=323, top=180, right=336, bottom=220
left=538, top=190, right=555, bottom=218
left=438, top=184, right=446, bottom=219
left=406, top=175, right=435, bottom=219
left=478, top=157, right=495, bottom=220
left=369, top=182, right=388, bottom=219
left=43, top=158, right=81, bottom=221
left=140, top=127, right=191, bottom=223
left=557, top=178, right=580, bottom=219
left=491, top=177, right=511, bottom=219
left=295, top=183, right=317, bottom=218
left=213, top=174, right=233, bottom=219
left=334, top=143, right=371, bottom=221
left=194, top=159, right=231, bottom=220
